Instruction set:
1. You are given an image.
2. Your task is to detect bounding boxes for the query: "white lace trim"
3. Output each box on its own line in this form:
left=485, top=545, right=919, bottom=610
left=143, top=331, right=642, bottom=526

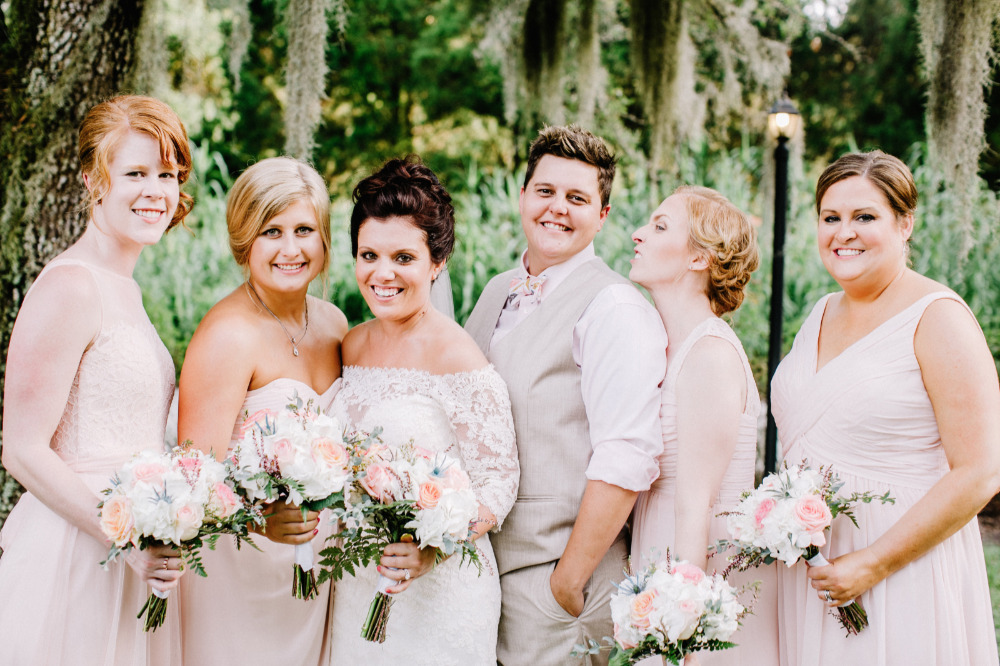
left=333, top=365, right=519, bottom=527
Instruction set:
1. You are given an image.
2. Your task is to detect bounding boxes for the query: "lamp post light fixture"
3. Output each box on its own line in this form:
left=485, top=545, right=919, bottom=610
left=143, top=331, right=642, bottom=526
left=764, top=94, right=800, bottom=474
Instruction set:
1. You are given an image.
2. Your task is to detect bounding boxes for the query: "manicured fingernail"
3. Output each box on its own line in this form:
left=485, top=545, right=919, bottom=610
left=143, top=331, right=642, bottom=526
left=312, top=529, right=319, bottom=536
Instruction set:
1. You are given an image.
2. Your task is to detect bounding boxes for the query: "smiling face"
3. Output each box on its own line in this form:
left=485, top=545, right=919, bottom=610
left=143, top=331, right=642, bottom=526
left=817, top=175, right=912, bottom=290
left=519, top=154, right=609, bottom=274
left=247, top=199, right=325, bottom=294
left=355, top=216, right=443, bottom=323
left=89, top=131, right=179, bottom=249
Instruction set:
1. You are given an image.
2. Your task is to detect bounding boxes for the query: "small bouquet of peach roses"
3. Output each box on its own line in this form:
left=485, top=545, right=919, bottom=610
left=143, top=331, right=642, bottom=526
left=319, top=435, right=480, bottom=642
left=575, top=551, right=747, bottom=665
left=228, top=393, right=353, bottom=599
left=711, top=461, right=893, bottom=635
left=98, top=446, right=257, bottom=631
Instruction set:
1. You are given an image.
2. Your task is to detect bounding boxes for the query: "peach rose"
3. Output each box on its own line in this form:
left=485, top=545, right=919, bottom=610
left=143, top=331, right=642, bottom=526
left=794, top=495, right=832, bottom=545
left=174, top=503, right=203, bottom=542
left=613, top=623, right=637, bottom=650
left=417, top=480, right=443, bottom=509
left=100, top=495, right=135, bottom=547
left=630, top=589, right=658, bottom=630
left=670, top=562, right=705, bottom=584
left=754, top=497, right=776, bottom=529
left=311, top=438, right=348, bottom=470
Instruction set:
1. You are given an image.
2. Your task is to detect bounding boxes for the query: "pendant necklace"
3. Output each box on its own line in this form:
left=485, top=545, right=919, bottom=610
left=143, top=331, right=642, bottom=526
left=246, top=281, right=309, bottom=356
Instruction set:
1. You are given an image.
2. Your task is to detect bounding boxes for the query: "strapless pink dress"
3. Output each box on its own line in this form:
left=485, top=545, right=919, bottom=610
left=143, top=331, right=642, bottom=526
left=179, top=377, right=340, bottom=665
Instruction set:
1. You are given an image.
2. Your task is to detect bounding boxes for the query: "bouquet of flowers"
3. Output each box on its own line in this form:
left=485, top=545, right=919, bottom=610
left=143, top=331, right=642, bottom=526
left=712, top=461, right=893, bottom=634
left=319, top=435, right=481, bottom=643
left=228, top=395, right=353, bottom=599
left=583, top=553, right=747, bottom=665
left=98, top=446, right=257, bottom=631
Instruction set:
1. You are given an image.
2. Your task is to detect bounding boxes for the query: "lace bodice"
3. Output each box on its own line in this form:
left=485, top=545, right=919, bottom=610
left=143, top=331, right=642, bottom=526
left=34, top=260, right=175, bottom=463
left=330, top=365, right=519, bottom=527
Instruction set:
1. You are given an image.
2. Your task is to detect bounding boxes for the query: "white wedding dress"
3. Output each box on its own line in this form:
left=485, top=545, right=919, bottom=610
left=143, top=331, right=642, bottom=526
left=327, top=365, right=518, bottom=665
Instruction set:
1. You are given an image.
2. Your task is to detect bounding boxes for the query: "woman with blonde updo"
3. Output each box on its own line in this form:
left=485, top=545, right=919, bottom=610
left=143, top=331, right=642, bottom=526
left=0, top=95, right=192, bottom=664
left=628, top=186, right=778, bottom=665
left=177, top=157, right=348, bottom=664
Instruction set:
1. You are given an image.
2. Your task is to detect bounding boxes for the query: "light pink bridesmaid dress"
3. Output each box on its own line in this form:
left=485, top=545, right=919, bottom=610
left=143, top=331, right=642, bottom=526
left=178, top=377, right=340, bottom=665
left=0, top=259, right=180, bottom=665
left=772, top=292, right=998, bottom=666
left=631, top=316, right=779, bottom=666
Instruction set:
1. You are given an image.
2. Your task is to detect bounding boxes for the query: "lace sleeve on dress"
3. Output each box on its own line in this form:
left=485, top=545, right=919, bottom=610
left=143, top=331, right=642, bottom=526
left=445, top=368, right=519, bottom=529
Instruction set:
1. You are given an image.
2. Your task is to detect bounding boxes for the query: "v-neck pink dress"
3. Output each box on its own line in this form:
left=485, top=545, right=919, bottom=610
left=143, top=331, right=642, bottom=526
left=771, top=292, right=997, bottom=666
left=179, top=378, right=340, bottom=665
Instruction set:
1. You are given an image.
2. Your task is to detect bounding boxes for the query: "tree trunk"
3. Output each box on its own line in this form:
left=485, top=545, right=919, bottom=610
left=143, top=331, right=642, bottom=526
left=0, top=0, right=145, bottom=525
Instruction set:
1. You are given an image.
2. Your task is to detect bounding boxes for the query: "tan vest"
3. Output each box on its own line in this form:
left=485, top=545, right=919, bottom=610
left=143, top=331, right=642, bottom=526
left=465, top=258, right=629, bottom=574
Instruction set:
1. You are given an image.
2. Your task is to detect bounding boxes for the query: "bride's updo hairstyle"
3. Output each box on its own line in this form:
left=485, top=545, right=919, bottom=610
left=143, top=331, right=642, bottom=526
left=350, top=156, right=455, bottom=266
left=676, top=185, right=760, bottom=316
left=226, top=156, right=332, bottom=278
left=78, top=95, right=193, bottom=230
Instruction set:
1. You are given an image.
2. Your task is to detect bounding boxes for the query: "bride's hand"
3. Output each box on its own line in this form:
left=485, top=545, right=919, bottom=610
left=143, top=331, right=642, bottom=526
left=127, top=543, right=184, bottom=593
left=261, top=498, right=320, bottom=545
left=378, top=538, right=440, bottom=594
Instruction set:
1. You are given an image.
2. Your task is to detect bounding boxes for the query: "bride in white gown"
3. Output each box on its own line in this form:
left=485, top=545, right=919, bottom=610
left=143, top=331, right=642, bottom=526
left=328, top=158, right=518, bottom=664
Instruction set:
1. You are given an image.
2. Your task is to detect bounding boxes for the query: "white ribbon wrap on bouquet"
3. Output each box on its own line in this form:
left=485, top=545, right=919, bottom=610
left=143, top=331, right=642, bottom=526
left=294, top=543, right=315, bottom=571
left=152, top=588, right=170, bottom=600
left=375, top=572, right=395, bottom=596
left=805, top=552, right=853, bottom=608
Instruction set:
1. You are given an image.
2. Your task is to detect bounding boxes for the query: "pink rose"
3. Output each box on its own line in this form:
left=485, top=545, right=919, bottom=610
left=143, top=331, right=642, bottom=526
left=239, top=409, right=275, bottom=437
left=614, top=623, right=637, bottom=650
left=441, top=465, right=471, bottom=491
left=363, top=443, right=390, bottom=464
left=177, top=455, right=203, bottom=477
left=794, top=495, right=832, bottom=542
left=361, top=464, right=396, bottom=503
left=272, top=438, right=296, bottom=467
left=99, top=495, right=135, bottom=547
left=754, top=497, right=776, bottom=528
left=174, top=503, right=203, bottom=542
left=311, top=438, right=348, bottom=470
left=630, top=589, right=658, bottom=630
left=208, top=482, right=241, bottom=519
left=417, top=481, right=443, bottom=509
left=131, top=462, right=168, bottom=485
left=670, top=562, right=705, bottom=584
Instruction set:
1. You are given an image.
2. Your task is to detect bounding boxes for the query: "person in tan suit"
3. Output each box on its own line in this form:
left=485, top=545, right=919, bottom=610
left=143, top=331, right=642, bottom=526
left=465, top=126, right=667, bottom=665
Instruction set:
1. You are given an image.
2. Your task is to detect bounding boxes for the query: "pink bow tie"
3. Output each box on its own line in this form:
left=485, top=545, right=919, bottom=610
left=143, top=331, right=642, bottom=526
left=507, top=275, right=546, bottom=308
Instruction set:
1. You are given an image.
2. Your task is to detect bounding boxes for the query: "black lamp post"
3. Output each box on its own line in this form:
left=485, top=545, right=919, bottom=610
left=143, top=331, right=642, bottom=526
left=764, top=95, right=800, bottom=474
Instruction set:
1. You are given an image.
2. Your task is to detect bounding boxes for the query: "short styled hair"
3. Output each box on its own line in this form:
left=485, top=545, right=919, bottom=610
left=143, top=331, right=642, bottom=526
left=523, top=125, right=616, bottom=208
left=226, top=157, right=331, bottom=277
left=350, top=156, right=455, bottom=265
left=78, top=95, right=194, bottom=231
left=815, top=150, right=917, bottom=220
left=676, top=185, right=760, bottom=315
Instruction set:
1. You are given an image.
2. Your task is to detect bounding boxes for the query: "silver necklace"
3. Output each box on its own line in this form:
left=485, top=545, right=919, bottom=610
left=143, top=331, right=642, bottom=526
left=246, top=281, right=309, bottom=356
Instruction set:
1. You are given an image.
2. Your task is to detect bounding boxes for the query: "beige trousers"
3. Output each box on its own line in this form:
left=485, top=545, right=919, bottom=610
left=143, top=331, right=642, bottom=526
left=496, top=537, right=628, bottom=666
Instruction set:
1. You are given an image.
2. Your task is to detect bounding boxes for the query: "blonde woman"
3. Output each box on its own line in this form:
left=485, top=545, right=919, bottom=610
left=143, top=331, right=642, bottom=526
left=0, top=95, right=192, bottom=664
left=629, top=186, right=777, bottom=665
left=177, top=157, right=348, bottom=664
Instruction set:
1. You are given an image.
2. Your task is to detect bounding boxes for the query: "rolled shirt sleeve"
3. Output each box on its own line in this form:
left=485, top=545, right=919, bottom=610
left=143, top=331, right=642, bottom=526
left=573, top=283, right=667, bottom=491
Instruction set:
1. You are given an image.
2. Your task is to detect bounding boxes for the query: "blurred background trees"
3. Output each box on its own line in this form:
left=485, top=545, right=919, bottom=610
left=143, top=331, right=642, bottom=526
left=1, top=0, right=998, bottom=521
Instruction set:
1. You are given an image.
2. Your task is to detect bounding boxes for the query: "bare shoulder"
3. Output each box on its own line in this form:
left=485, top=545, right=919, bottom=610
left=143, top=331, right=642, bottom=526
left=16, top=263, right=102, bottom=340
left=677, top=335, right=744, bottom=388
left=429, top=314, right=489, bottom=375
left=185, top=288, right=262, bottom=361
left=341, top=320, right=373, bottom=365
left=308, top=296, right=349, bottom=341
